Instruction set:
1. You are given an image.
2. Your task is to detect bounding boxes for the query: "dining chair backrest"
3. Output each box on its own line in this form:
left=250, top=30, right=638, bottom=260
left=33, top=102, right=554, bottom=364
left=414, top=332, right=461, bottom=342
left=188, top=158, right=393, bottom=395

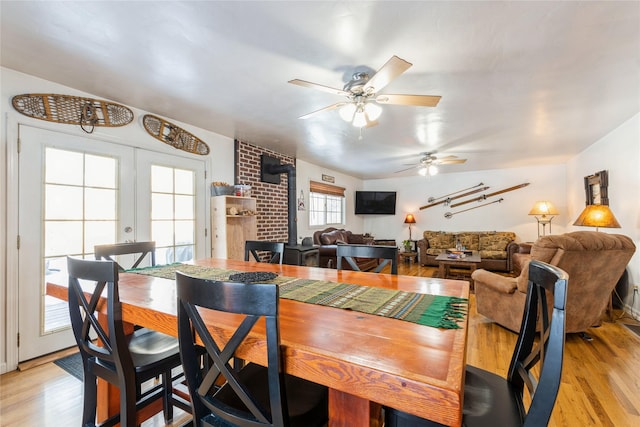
left=67, top=256, right=187, bottom=426
left=507, top=259, right=568, bottom=426
left=176, top=272, right=291, bottom=426
left=336, top=244, right=399, bottom=274
left=67, top=257, right=126, bottom=372
left=244, top=240, right=285, bottom=264
left=384, top=259, right=568, bottom=427
left=67, top=257, right=144, bottom=426
left=94, top=241, right=156, bottom=271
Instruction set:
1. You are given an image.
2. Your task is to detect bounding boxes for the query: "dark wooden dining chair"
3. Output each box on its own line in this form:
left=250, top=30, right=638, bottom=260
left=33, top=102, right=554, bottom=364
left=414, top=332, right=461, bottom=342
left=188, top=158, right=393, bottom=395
left=94, top=241, right=156, bottom=271
left=385, top=259, right=569, bottom=427
left=336, top=244, right=399, bottom=274
left=67, top=257, right=190, bottom=426
left=176, top=272, right=328, bottom=427
left=244, top=240, right=285, bottom=264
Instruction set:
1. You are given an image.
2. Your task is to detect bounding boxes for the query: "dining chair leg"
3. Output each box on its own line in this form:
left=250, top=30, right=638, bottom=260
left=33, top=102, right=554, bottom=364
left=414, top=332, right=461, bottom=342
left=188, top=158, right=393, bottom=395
left=162, top=371, right=174, bottom=423
left=122, top=380, right=138, bottom=427
left=82, top=369, right=98, bottom=426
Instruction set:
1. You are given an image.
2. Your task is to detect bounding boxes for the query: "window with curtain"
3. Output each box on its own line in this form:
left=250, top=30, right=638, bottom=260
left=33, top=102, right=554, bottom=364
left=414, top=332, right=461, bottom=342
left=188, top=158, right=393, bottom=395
left=308, top=181, right=346, bottom=227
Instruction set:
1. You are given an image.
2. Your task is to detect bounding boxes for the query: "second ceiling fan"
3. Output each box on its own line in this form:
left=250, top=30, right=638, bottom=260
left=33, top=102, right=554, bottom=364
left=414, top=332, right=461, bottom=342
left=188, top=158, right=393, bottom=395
left=396, top=152, right=467, bottom=176
left=289, top=55, right=441, bottom=127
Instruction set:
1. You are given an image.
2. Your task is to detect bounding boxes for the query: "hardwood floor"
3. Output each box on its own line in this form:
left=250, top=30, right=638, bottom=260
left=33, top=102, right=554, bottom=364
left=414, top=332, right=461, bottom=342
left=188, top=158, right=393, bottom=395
left=1, top=262, right=639, bottom=426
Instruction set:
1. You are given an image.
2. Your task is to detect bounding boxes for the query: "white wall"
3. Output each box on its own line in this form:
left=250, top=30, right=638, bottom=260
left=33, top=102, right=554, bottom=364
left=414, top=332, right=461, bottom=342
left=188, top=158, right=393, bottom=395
left=566, top=112, right=640, bottom=316
left=295, top=159, right=364, bottom=241
left=0, top=67, right=235, bottom=372
left=361, top=164, right=567, bottom=245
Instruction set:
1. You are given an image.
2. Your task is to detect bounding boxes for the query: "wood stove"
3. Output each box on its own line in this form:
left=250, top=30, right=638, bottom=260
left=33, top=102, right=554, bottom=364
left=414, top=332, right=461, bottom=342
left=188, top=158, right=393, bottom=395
left=284, top=245, right=319, bottom=267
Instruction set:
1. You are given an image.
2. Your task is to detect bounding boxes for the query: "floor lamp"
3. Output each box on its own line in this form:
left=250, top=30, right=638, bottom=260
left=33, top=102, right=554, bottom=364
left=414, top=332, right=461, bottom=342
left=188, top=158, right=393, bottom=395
left=404, top=213, right=416, bottom=241
left=573, top=204, right=621, bottom=231
left=528, top=201, right=558, bottom=237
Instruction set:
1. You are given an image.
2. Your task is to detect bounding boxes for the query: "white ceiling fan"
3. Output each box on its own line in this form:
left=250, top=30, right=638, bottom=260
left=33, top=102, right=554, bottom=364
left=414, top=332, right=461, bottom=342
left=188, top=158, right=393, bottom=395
left=288, top=56, right=441, bottom=128
left=395, top=152, right=467, bottom=176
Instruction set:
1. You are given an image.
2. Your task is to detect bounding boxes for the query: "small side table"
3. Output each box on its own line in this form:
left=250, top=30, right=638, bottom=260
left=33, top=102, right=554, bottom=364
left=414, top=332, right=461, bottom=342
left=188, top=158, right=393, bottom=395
left=400, top=251, right=418, bottom=263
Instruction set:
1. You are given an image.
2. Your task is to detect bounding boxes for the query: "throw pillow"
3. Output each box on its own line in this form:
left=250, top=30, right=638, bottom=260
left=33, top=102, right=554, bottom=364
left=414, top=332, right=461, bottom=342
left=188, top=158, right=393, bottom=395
left=479, top=233, right=512, bottom=251
left=349, top=234, right=365, bottom=244
left=427, top=233, right=455, bottom=249
left=456, top=233, right=479, bottom=250
left=479, top=250, right=506, bottom=260
left=319, top=233, right=334, bottom=245
left=320, top=229, right=344, bottom=245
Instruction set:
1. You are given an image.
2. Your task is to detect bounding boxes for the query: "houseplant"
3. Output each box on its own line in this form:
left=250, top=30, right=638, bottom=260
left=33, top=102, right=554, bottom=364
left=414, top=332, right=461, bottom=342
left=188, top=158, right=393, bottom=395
left=402, top=240, right=413, bottom=252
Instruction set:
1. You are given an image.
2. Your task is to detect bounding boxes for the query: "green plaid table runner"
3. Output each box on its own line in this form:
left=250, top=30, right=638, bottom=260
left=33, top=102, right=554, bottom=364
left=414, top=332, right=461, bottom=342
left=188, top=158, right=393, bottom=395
left=128, top=263, right=467, bottom=329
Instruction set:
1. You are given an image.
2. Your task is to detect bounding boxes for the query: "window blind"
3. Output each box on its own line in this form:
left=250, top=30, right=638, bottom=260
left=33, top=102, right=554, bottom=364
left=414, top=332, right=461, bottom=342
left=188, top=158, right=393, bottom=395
left=309, top=180, right=345, bottom=197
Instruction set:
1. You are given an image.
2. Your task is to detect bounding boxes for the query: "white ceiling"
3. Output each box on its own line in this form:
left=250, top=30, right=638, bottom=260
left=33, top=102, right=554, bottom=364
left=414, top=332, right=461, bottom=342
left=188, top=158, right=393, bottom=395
left=2, top=1, right=639, bottom=179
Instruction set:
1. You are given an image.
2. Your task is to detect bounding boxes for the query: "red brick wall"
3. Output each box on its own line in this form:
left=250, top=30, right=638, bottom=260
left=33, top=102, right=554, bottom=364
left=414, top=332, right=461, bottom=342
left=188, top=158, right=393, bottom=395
left=235, top=140, right=294, bottom=242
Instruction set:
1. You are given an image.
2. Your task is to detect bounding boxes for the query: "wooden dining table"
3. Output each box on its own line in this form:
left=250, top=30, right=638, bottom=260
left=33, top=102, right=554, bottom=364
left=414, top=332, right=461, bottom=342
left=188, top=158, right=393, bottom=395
left=46, top=258, right=469, bottom=427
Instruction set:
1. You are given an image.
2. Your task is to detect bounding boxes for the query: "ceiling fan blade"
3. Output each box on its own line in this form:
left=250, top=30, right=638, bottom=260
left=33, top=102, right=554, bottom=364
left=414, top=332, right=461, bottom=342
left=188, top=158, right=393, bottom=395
left=363, top=56, right=412, bottom=93
left=298, top=102, right=345, bottom=119
left=394, top=164, right=419, bottom=173
left=438, top=159, right=467, bottom=165
left=376, top=94, right=441, bottom=107
left=288, top=79, right=349, bottom=97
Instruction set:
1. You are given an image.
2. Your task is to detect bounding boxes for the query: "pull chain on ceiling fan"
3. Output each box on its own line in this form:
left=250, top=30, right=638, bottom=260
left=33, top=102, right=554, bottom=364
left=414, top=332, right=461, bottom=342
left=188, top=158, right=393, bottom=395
left=289, top=56, right=441, bottom=128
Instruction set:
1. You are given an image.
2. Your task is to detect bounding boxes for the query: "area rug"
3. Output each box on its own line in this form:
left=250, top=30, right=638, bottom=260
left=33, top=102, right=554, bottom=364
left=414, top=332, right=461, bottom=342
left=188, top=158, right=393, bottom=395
left=54, top=352, right=83, bottom=381
left=129, top=263, right=468, bottom=329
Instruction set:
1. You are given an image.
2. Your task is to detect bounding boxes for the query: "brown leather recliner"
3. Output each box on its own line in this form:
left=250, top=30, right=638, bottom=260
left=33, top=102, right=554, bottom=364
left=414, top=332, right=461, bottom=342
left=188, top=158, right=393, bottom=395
left=472, top=231, right=636, bottom=334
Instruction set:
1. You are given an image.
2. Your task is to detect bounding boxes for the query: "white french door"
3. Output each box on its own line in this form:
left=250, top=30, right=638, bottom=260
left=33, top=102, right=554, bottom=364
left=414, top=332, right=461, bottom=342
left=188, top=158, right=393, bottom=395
left=135, top=149, right=207, bottom=264
left=17, top=125, right=207, bottom=361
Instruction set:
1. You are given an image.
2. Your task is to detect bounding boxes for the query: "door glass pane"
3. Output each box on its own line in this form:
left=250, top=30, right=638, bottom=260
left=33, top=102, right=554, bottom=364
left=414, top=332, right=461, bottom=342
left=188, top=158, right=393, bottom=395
left=85, top=188, right=116, bottom=220
left=44, top=221, right=83, bottom=257
left=175, top=220, right=194, bottom=244
left=175, top=195, right=194, bottom=219
left=152, top=220, right=174, bottom=246
left=152, top=193, right=174, bottom=220
left=151, top=165, right=196, bottom=263
left=85, top=154, right=116, bottom=187
left=45, top=184, right=83, bottom=220
left=152, top=165, right=174, bottom=192
left=43, top=147, right=118, bottom=333
left=175, top=169, right=194, bottom=194
left=45, top=148, right=83, bottom=185
left=85, top=221, right=117, bottom=253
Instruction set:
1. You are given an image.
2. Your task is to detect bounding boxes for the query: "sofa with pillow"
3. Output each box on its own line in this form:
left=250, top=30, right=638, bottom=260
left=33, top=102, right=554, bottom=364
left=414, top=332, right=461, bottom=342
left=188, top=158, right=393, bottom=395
left=312, top=227, right=378, bottom=270
left=417, top=231, right=518, bottom=272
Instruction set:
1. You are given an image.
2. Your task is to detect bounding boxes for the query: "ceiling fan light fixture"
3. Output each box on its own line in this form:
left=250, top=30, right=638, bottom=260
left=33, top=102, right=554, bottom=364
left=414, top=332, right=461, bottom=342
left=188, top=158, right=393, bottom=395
left=352, top=109, right=368, bottom=128
left=339, top=103, right=356, bottom=121
left=419, top=164, right=438, bottom=176
left=364, top=102, right=382, bottom=121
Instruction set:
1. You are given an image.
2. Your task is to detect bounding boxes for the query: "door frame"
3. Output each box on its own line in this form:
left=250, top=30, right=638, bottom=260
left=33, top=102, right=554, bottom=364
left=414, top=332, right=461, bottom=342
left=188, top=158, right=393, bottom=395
left=5, top=115, right=20, bottom=372
left=4, top=116, right=210, bottom=371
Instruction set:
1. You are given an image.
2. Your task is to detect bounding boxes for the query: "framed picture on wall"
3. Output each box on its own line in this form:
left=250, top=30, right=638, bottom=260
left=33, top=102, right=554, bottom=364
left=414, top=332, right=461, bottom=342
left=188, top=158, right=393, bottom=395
left=584, top=170, right=609, bottom=206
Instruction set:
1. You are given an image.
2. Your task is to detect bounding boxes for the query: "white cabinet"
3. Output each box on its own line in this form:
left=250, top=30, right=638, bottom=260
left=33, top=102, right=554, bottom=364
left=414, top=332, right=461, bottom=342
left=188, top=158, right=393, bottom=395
left=211, top=196, right=257, bottom=260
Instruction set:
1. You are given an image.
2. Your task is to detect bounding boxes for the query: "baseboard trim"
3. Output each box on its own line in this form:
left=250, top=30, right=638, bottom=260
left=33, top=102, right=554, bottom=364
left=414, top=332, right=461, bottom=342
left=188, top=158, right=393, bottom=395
left=623, top=298, right=640, bottom=321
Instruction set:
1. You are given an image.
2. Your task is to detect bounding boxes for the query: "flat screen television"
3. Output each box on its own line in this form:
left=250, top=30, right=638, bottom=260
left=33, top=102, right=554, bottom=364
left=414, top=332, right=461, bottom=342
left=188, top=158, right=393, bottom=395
left=355, top=191, right=397, bottom=215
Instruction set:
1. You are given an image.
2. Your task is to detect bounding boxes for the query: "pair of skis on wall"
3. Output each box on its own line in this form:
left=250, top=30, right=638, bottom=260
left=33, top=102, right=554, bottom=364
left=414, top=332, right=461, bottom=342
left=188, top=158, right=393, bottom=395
left=420, top=182, right=529, bottom=218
